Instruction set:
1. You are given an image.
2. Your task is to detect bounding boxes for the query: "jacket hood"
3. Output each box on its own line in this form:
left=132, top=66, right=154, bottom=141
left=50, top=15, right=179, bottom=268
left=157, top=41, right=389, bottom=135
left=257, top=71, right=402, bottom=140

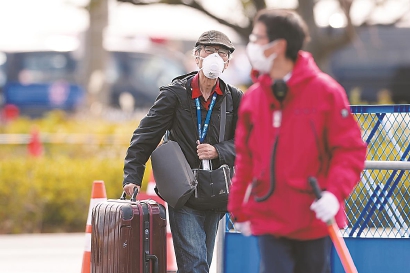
left=288, top=51, right=320, bottom=86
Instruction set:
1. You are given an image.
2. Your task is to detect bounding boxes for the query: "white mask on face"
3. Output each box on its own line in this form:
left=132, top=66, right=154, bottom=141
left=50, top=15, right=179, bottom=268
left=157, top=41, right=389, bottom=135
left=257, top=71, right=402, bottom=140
left=199, top=53, right=226, bottom=79
left=246, top=41, right=277, bottom=74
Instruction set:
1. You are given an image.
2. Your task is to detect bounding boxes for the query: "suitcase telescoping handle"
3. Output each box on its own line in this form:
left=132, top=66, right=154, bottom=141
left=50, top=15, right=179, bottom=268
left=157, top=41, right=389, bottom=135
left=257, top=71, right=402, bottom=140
left=120, top=187, right=139, bottom=202
left=145, top=253, right=159, bottom=273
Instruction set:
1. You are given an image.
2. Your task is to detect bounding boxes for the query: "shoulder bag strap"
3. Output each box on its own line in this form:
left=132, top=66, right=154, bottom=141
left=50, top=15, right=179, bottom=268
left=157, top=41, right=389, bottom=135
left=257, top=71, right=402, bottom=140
left=219, top=97, right=226, bottom=143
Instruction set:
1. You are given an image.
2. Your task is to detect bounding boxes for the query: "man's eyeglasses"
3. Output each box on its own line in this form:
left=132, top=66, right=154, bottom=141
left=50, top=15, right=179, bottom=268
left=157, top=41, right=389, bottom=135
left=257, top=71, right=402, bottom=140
left=201, top=46, right=229, bottom=58
left=249, top=33, right=268, bottom=43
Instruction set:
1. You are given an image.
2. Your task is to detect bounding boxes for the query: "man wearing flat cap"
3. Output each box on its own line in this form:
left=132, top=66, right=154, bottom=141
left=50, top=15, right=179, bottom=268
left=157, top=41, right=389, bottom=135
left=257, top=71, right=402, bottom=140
left=123, top=30, right=243, bottom=273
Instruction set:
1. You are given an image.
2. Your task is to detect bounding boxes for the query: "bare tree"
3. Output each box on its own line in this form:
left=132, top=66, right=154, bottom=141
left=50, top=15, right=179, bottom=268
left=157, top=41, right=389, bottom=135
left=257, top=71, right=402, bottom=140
left=116, top=0, right=409, bottom=70
left=77, top=0, right=410, bottom=108
left=66, top=0, right=110, bottom=111
left=84, top=0, right=110, bottom=111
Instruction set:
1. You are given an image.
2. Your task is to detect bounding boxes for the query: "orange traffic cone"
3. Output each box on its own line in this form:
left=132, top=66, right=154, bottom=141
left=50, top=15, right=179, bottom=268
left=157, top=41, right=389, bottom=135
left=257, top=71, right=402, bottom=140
left=167, top=224, right=178, bottom=272
left=2, top=104, right=19, bottom=122
left=81, top=180, right=107, bottom=273
left=28, top=127, right=43, bottom=157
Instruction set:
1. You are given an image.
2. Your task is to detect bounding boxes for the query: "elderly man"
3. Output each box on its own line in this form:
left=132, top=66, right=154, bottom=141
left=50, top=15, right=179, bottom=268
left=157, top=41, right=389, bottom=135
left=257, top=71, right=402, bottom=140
left=123, top=30, right=243, bottom=273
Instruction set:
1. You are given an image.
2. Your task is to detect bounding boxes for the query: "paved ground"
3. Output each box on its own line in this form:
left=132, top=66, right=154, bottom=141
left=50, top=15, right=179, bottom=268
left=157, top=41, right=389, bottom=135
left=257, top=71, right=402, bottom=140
left=0, top=233, right=84, bottom=273
left=0, top=233, right=219, bottom=273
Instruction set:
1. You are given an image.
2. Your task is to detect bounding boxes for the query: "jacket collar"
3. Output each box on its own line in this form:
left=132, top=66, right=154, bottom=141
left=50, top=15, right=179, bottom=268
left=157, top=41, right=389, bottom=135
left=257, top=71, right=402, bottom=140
left=253, top=51, right=320, bottom=106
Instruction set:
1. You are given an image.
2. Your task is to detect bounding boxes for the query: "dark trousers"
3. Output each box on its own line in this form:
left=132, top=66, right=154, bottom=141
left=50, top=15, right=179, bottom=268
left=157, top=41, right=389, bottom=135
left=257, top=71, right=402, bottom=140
left=257, top=235, right=332, bottom=273
left=168, top=205, right=224, bottom=273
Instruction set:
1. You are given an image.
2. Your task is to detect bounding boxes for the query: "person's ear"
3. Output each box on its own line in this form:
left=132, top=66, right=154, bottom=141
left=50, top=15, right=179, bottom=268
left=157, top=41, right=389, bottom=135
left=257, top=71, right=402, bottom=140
left=276, top=39, right=287, bottom=55
left=194, top=52, right=201, bottom=65
left=224, top=59, right=230, bottom=70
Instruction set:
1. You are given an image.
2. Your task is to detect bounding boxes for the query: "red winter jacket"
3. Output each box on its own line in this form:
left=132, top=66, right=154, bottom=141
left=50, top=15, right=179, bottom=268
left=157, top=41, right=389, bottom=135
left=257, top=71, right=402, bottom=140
left=228, top=51, right=367, bottom=240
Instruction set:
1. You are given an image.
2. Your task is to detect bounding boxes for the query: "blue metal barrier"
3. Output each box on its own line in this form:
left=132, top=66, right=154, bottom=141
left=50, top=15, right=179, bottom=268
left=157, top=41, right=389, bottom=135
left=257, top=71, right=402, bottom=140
left=347, top=105, right=410, bottom=239
left=224, top=105, right=410, bottom=273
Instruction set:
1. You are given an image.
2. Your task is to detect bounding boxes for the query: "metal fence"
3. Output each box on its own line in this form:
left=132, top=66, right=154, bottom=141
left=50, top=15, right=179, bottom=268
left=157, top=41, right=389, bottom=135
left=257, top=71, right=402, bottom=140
left=345, top=105, right=410, bottom=238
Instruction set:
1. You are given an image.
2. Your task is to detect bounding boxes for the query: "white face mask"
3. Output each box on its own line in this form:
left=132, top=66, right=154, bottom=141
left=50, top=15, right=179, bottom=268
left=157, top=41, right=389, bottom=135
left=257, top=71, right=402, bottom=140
left=246, top=41, right=277, bottom=74
left=199, top=53, right=226, bottom=79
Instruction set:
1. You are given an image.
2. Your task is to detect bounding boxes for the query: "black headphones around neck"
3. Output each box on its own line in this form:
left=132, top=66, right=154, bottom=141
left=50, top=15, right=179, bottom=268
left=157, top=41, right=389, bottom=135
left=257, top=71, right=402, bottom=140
left=271, top=79, right=288, bottom=102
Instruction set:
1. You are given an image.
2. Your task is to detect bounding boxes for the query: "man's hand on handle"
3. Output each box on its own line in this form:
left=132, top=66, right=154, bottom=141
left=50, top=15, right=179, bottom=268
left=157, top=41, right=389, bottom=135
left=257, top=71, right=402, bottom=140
left=124, top=184, right=141, bottom=197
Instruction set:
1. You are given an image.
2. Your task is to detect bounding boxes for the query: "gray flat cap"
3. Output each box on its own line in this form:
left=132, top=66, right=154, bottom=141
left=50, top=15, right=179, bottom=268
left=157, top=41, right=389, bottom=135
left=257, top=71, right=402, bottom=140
left=195, top=30, right=235, bottom=53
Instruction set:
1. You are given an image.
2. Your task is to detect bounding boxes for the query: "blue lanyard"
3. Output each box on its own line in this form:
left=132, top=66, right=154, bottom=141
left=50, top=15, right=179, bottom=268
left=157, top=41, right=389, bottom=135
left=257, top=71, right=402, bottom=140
left=195, top=93, right=217, bottom=143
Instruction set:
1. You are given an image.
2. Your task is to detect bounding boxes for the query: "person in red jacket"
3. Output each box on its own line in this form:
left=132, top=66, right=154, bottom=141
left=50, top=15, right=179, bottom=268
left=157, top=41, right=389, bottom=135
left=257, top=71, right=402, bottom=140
left=227, top=8, right=367, bottom=273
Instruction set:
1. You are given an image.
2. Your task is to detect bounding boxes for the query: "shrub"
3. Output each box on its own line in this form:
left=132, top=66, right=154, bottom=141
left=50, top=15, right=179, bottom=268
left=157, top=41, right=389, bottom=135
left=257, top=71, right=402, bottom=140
left=0, top=111, right=154, bottom=234
left=0, top=156, right=152, bottom=234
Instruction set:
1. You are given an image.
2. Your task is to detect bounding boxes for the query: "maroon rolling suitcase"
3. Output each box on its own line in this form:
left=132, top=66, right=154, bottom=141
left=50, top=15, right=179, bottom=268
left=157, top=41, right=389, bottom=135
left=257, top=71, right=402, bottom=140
left=91, top=189, right=167, bottom=273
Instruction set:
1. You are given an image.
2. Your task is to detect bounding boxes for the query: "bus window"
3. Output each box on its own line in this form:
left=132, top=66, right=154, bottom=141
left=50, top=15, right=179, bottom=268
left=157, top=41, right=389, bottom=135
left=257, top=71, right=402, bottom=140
left=10, top=51, right=77, bottom=85
left=0, top=52, right=7, bottom=87
left=3, top=51, right=84, bottom=117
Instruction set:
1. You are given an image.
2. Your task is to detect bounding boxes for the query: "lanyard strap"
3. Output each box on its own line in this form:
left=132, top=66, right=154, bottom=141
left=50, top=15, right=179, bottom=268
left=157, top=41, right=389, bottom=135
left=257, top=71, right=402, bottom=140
left=195, top=92, right=217, bottom=143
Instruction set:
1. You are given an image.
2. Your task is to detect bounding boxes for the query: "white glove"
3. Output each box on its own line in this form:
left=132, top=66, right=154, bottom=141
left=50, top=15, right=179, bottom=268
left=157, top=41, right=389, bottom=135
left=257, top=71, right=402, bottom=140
left=234, top=221, right=252, bottom=236
left=310, top=191, right=340, bottom=223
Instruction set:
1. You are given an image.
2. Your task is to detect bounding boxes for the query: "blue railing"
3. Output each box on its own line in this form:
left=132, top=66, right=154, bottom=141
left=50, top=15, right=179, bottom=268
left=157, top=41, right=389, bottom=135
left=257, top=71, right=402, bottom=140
left=345, top=105, right=410, bottom=238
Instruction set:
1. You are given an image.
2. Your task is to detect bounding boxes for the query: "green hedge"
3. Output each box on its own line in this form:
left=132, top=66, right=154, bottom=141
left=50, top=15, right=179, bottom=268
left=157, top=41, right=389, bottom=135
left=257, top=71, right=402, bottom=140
left=0, top=156, right=152, bottom=234
left=0, top=110, right=154, bottom=234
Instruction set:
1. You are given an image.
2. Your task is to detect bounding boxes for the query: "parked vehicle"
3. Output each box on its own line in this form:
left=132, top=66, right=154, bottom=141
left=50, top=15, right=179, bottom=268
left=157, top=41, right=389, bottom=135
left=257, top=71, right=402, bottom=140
left=329, top=26, right=410, bottom=104
left=1, top=50, right=84, bottom=117
left=107, top=45, right=188, bottom=109
left=0, top=43, right=188, bottom=117
left=0, top=51, right=6, bottom=105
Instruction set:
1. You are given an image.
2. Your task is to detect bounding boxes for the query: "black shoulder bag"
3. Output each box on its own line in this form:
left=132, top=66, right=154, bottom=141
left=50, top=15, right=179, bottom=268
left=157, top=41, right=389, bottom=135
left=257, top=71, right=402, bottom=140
left=186, top=97, right=232, bottom=212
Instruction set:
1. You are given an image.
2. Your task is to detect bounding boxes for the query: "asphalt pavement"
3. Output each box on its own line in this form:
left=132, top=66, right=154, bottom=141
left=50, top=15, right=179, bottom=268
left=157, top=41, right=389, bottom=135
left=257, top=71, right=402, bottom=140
left=0, top=233, right=84, bottom=273
left=0, top=233, right=219, bottom=273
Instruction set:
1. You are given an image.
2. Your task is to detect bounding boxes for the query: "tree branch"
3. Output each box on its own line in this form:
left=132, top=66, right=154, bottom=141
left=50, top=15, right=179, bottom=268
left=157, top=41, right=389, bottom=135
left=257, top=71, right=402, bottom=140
left=322, top=0, right=355, bottom=52
left=118, top=0, right=252, bottom=40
